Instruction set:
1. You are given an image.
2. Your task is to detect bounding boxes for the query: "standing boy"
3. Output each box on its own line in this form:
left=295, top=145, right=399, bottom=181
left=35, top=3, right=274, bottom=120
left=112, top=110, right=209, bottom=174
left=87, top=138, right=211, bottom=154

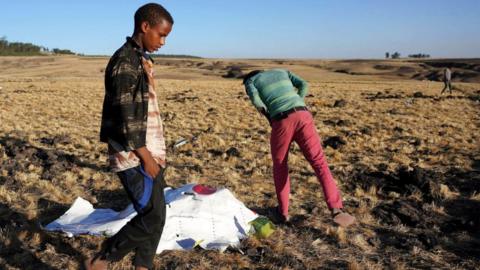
left=243, top=69, right=355, bottom=227
left=85, top=3, right=173, bottom=270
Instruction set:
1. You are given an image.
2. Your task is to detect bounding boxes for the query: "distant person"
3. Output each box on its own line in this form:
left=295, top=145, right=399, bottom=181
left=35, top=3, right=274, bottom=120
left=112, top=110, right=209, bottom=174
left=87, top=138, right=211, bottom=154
left=243, top=69, right=355, bottom=227
left=441, top=67, right=453, bottom=94
left=85, top=3, right=173, bottom=270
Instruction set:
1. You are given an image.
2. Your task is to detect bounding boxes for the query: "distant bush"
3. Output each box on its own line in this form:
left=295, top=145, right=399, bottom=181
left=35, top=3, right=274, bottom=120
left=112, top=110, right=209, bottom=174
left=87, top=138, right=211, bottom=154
left=391, top=52, right=401, bottom=59
left=52, top=48, right=75, bottom=55
left=408, top=53, right=430, bottom=58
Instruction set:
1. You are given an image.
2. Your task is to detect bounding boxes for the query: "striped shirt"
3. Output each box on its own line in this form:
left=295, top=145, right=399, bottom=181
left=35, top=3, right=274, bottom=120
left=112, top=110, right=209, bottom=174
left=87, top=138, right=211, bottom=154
left=244, top=69, right=308, bottom=118
left=108, top=84, right=166, bottom=172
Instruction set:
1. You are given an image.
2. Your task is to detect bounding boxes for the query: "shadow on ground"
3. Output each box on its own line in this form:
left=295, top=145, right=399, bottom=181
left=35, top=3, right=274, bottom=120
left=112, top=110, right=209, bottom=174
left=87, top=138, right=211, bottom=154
left=0, top=199, right=85, bottom=269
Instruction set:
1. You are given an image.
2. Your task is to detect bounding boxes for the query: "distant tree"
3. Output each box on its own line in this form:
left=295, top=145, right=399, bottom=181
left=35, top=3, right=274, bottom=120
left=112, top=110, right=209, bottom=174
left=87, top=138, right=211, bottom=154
left=52, top=48, right=75, bottom=55
left=0, top=37, right=78, bottom=56
left=0, top=37, right=45, bottom=56
left=385, top=52, right=390, bottom=59
left=391, top=52, right=401, bottom=59
left=408, top=53, right=430, bottom=58
left=0, top=36, right=7, bottom=51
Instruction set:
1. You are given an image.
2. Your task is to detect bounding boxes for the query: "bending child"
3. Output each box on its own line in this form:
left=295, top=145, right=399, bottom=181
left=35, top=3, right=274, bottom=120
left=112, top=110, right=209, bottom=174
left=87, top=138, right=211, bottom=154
left=243, top=69, right=355, bottom=227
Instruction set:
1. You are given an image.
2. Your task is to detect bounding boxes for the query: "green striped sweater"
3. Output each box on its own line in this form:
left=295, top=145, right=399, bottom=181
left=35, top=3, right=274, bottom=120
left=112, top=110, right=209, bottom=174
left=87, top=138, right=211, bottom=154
left=244, top=69, right=308, bottom=118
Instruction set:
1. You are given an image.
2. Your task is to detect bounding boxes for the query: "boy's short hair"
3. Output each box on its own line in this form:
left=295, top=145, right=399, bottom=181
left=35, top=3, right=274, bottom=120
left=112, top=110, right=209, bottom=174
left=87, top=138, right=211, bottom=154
left=134, top=3, right=174, bottom=32
left=242, top=70, right=263, bottom=85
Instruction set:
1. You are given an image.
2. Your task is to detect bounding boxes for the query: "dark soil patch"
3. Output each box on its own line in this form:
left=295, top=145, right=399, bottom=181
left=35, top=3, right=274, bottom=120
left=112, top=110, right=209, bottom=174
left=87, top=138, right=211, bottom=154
left=226, top=147, right=241, bottom=157
left=0, top=136, right=107, bottom=183
left=222, top=66, right=245, bottom=79
left=341, top=165, right=480, bottom=262
left=323, top=119, right=351, bottom=127
left=322, top=136, right=346, bottom=149
left=333, top=99, right=347, bottom=108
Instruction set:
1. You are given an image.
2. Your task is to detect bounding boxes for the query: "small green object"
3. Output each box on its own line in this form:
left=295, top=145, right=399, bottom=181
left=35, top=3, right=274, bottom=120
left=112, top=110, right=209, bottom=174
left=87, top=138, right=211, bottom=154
left=193, top=239, right=204, bottom=248
left=249, top=216, right=276, bottom=238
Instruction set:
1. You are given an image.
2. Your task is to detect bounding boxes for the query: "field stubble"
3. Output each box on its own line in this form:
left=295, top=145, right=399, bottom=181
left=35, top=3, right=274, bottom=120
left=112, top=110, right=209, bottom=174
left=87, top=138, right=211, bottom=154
left=0, top=57, right=479, bottom=269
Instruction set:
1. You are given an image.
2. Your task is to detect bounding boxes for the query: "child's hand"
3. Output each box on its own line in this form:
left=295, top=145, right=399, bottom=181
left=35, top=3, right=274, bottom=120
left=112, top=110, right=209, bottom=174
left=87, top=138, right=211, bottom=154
left=142, top=57, right=155, bottom=86
left=134, top=146, right=160, bottom=178
left=144, top=158, right=160, bottom=179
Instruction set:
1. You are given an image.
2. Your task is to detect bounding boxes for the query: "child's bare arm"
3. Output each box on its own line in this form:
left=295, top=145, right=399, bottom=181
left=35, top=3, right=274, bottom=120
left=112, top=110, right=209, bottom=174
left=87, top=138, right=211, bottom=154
left=134, top=146, right=160, bottom=178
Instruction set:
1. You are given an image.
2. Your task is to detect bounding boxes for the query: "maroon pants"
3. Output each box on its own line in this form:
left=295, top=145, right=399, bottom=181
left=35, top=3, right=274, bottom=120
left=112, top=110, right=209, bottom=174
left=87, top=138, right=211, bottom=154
left=270, top=110, right=343, bottom=217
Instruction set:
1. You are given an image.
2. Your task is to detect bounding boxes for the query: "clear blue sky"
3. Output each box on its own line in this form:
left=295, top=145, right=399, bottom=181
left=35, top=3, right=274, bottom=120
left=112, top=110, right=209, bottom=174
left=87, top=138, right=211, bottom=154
left=1, top=0, right=479, bottom=58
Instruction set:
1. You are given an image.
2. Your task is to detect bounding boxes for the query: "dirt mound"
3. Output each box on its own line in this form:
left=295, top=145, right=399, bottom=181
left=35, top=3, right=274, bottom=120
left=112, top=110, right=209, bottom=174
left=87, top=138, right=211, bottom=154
left=341, top=166, right=480, bottom=256
left=347, top=166, right=444, bottom=200
left=222, top=65, right=245, bottom=79
left=326, top=59, right=480, bottom=82
left=373, top=64, right=396, bottom=70
left=0, top=135, right=105, bottom=185
left=410, top=60, right=480, bottom=82
left=420, top=60, right=480, bottom=71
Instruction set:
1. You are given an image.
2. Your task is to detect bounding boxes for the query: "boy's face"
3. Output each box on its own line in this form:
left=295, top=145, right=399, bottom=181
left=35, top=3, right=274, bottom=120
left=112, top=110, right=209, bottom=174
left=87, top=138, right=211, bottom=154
left=141, top=19, right=172, bottom=53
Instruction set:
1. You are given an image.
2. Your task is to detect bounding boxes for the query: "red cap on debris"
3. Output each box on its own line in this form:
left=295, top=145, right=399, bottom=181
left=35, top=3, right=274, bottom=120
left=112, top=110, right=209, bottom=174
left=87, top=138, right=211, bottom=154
left=192, top=184, right=217, bottom=195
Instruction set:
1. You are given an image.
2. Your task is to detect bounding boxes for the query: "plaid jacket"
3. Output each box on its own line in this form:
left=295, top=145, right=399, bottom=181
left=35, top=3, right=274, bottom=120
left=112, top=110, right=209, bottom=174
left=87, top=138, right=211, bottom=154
left=100, top=37, right=150, bottom=151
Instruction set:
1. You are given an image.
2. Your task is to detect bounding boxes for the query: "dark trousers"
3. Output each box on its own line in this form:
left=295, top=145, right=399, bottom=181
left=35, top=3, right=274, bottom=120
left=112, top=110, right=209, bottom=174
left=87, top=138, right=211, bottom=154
left=441, top=80, right=452, bottom=94
left=97, top=165, right=166, bottom=269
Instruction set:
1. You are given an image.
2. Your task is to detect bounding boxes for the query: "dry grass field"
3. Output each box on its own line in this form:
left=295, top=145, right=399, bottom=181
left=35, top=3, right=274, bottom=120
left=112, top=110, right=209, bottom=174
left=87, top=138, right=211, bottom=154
left=0, top=56, right=479, bottom=269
